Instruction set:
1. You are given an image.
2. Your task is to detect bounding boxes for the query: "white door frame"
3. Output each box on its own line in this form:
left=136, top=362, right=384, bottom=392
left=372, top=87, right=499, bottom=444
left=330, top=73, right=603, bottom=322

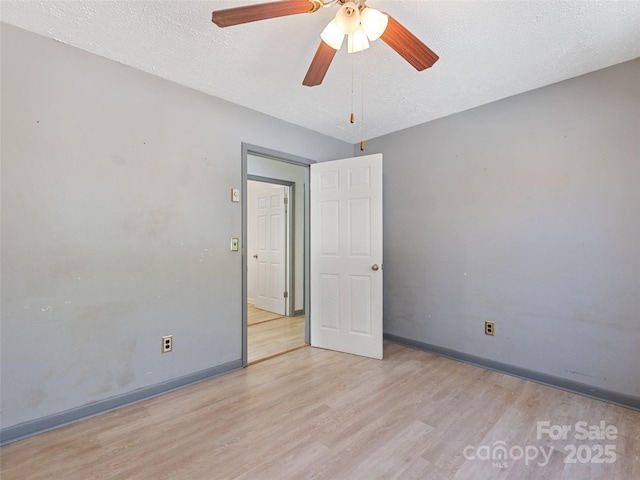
left=241, top=143, right=314, bottom=367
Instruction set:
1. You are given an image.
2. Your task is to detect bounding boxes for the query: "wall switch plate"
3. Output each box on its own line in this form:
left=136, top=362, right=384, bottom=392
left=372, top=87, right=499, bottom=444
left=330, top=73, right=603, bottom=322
left=231, top=188, right=240, bottom=203
left=230, top=237, right=239, bottom=252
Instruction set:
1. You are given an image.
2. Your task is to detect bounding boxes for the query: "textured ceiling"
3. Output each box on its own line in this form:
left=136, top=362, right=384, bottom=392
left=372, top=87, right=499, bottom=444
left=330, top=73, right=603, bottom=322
left=2, top=1, right=640, bottom=143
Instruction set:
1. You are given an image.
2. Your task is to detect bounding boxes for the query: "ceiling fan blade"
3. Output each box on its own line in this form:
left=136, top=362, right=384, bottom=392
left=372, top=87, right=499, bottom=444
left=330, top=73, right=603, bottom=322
left=212, top=0, right=317, bottom=27
left=303, top=41, right=337, bottom=87
left=380, top=15, right=439, bottom=71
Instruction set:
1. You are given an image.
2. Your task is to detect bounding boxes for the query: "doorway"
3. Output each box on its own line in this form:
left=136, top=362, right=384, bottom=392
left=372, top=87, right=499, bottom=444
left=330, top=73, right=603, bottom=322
left=242, top=146, right=384, bottom=364
left=242, top=144, right=313, bottom=365
left=246, top=179, right=304, bottom=363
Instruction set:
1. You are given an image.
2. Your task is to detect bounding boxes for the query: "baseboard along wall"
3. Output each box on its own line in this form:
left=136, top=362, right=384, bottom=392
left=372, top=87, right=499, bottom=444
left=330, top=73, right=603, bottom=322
left=0, top=359, right=242, bottom=445
left=384, top=334, right=640, bottom=412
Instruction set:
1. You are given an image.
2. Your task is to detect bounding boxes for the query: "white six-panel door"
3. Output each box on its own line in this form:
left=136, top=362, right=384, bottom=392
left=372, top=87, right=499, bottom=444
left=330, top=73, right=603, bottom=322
left=254, top=184, right=286, bottom=315
left=310, top=154, right=383, bottom=359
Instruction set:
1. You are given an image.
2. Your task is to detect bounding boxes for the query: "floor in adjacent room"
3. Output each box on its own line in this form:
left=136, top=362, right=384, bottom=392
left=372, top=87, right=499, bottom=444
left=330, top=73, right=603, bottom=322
left=247, top=304, right=306, bottom=364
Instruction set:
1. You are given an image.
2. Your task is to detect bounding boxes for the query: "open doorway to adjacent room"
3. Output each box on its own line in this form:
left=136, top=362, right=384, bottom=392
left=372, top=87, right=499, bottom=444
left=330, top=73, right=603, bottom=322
left=243, top=146, right=311, bottom=365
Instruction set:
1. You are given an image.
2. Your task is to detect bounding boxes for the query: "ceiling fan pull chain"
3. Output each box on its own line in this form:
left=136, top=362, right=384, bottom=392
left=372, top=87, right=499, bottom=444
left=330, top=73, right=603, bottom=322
left=360, top=46, right=365, bottom=151
left=350, top=53, right=355, bottom=124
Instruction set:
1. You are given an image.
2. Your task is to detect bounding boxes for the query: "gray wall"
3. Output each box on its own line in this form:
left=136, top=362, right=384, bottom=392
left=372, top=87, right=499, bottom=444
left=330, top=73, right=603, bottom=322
left=0, top=23, right=352, bottom=430
left=364, top=58, right=640, bottom=399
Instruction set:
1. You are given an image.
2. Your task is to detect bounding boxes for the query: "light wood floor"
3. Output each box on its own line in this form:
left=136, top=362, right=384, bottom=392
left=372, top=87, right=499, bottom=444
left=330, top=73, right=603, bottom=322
left=247, top=304, right=284, bottom=326
left=1, top=342, right=639, bottom=479
left=247, top=304, right=306, bottom=364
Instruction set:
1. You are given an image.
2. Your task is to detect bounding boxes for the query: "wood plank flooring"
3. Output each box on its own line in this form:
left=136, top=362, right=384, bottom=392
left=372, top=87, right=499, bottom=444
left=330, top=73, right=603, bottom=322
left=247, top=304, right=284, bottom=326
left=1, top=342, right=639, bottom=479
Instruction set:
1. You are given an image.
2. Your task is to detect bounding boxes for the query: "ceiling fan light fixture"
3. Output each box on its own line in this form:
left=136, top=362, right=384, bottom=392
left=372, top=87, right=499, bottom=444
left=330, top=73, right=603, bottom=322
left=334, top=1, right=361, bottom=34
left=320, top=19, right=345, bottom=50
left=210, top=0, right=439, bottom=87
left=347, top=26, right=370, bottom=53
left=360, top=7, right=388, bottom=41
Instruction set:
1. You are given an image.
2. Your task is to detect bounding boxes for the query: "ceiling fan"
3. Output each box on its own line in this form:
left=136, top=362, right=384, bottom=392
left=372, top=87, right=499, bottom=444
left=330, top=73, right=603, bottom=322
left=211, top=0, right=439, bottom=86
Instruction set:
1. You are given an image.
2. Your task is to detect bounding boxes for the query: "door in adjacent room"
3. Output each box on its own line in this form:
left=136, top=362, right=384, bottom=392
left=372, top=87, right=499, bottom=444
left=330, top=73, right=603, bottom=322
left=251, top=182, right=287, bottom=316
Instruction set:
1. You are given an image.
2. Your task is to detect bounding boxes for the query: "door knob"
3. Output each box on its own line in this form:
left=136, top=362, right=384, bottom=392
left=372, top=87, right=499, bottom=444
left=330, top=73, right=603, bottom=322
left=371, top=264, right=379, bottom=271
left=253, top=254, right=258, bottom=259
